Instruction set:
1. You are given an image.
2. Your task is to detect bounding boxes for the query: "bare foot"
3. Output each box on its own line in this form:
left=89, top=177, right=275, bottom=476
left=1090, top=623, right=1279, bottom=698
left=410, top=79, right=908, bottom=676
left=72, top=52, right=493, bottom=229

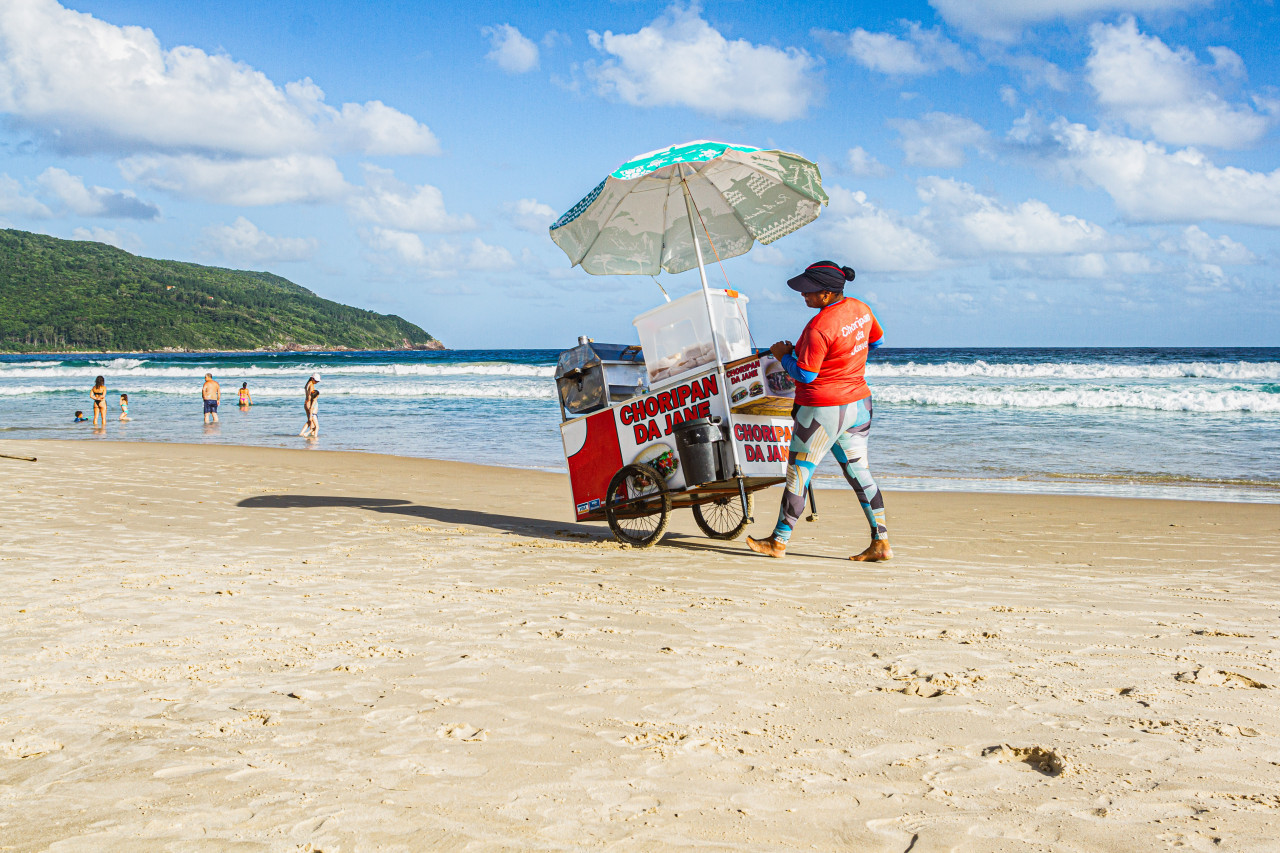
left=851, top=539, right=892, bottom=562
left=746, top=535, right=786, bottom=558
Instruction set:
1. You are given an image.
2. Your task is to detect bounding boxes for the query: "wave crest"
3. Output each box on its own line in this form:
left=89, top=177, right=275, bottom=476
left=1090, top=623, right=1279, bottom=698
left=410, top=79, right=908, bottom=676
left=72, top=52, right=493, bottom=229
left=0, top=362, right=556, bottom=380
left=868, top=360, right=1280, bottom=380
left=873, top=385, right=1280, bottom=412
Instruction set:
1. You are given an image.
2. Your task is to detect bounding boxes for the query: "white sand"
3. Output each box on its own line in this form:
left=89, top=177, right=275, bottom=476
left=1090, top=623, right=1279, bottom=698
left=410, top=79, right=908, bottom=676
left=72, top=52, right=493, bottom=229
left=1, top=439, right=1278, bottom=851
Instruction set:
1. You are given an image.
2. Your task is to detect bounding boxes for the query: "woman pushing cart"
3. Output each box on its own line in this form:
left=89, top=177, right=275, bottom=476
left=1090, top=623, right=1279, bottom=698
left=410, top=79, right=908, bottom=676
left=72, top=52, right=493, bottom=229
left=548, top=141, right=889, bottom=555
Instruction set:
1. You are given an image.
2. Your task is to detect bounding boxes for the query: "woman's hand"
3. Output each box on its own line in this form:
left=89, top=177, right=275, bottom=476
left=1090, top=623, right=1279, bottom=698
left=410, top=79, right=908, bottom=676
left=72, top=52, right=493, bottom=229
left=769, top=341, right=794, bottom=360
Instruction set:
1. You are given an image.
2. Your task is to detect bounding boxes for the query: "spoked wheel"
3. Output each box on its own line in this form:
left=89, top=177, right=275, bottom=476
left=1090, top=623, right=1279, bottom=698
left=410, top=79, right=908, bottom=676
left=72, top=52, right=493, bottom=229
left=605, top=463, right=672, bottom=548
left=692, top=491, right=753, bottom=540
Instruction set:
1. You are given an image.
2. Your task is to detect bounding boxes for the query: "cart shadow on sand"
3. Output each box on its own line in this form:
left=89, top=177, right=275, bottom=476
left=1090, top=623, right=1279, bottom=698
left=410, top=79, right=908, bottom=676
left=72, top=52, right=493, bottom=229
left=234, top=493, right=788, bottom=557
left=236, top=494, right=603, bottom=544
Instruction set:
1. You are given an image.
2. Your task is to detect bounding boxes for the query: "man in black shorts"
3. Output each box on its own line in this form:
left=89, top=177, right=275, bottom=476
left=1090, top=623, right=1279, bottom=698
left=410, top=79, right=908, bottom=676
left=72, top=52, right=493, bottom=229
left=202, top=373, right=220, bottom=423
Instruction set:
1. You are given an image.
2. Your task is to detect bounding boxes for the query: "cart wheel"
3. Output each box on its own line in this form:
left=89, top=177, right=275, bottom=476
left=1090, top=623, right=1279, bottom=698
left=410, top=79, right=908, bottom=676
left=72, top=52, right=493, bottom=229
left=605, top=463, right=672, bottom=548
left=692, top=492, right=753, bottom=540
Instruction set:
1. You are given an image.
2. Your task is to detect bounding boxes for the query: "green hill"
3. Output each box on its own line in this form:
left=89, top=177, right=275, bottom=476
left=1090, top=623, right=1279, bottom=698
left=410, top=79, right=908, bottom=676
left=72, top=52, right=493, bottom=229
left=0, top=228, right=441, bottom=353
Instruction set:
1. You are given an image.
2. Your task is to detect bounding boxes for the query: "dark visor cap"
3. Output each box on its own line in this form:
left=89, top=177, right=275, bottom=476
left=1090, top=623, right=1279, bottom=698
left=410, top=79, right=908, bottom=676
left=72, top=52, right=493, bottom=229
left=787, top=260, right=854, bottom=293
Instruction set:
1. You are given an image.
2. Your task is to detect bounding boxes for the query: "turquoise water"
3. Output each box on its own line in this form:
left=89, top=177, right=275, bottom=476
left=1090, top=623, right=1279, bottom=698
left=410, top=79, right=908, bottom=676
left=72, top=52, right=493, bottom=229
left=2, top=347, right=1277, bottom=502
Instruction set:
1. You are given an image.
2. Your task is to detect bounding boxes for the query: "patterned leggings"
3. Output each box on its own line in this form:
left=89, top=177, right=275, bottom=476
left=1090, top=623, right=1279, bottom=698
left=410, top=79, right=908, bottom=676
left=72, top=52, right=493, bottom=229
left=773, top=400, right=888, bottom=543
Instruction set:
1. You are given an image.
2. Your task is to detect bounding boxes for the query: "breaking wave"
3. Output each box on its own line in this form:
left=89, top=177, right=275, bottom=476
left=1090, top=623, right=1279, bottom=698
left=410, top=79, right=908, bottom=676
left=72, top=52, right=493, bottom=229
left=872, top=384, right=1280, bottom=412
left=867, top=360, right=1280, bottom=381
left=0, top=361, right=555, bottom=380
left=89, top=358, right=149, bottom=370
left=0, top=380, right=557, bottom=400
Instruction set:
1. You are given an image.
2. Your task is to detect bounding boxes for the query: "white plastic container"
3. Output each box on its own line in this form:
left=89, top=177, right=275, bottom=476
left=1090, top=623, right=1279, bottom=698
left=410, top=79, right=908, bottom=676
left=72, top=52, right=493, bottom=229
left=633, top=288, right=752, bottom=387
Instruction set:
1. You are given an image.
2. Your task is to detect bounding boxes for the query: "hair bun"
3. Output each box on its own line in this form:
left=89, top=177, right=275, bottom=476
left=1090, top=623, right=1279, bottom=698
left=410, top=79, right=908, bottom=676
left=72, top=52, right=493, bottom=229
left=841, top=266, right=855, bottom=281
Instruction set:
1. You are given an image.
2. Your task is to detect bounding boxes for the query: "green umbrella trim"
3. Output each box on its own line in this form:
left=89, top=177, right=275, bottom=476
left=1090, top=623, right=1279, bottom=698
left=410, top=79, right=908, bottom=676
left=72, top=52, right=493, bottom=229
left=610, top=141, right=760, bottom=181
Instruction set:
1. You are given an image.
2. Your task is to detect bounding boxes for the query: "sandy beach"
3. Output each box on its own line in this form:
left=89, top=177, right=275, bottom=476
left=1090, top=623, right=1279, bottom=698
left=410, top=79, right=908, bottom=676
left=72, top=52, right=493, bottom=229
left=1, top=439, right=1277, bottom=851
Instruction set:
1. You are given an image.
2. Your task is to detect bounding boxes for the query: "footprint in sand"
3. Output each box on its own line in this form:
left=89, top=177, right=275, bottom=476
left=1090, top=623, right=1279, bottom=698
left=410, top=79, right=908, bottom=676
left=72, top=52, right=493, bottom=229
left=981, top=744, right=1072, bottom=777
left=1221, top=671, right=1269, bottom=688
left=1175, top=668, right=1269, bottom=688
left=0, top=737, right=64, bottom=760
left=884, top=663, right=985, bottom=698
left=437, top=723, right=486, bottom=741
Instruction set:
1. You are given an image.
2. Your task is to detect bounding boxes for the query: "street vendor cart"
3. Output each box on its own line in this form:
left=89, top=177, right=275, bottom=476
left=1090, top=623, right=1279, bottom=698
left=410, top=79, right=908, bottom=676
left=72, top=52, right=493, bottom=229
left=547, top=141, right=829, bottom=547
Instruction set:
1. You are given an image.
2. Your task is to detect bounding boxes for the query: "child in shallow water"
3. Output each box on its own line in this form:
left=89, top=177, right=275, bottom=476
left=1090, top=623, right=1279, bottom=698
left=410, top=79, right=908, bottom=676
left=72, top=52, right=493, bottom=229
left=74, top=410, right=88, bottom=422
left=119, top=394, right=130, bottom=421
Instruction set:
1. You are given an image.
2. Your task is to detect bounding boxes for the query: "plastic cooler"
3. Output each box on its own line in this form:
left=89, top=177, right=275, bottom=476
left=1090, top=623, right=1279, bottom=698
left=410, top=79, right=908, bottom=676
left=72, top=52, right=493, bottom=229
left=633, top=288, right=751, bottom=387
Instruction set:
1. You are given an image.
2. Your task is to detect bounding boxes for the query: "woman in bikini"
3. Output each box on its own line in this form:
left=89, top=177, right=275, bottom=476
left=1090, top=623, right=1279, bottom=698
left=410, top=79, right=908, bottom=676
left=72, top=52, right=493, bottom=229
left=90, top=376, right=107, bottom=427
left=299, top=374, right=319, bottom=437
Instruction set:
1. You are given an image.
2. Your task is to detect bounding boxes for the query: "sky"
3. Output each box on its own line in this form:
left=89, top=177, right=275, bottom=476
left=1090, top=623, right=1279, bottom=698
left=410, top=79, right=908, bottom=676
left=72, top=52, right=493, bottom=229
left=1, top=0, right=1278, bottom=349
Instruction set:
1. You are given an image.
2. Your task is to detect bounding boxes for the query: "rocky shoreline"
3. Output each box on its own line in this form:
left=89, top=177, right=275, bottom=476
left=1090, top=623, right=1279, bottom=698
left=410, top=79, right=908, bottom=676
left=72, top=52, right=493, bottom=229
left=0, top=340, right=446, bottom=355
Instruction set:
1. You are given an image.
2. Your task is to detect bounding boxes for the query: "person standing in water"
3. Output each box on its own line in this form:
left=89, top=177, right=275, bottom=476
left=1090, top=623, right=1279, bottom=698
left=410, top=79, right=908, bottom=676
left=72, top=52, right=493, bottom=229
left=118, top=393, right=130, bottom=421
left=202, top=373, right=220, bottom=424
left=89, top=376, right=107, bottom=426
left=746, top=261, right=891, bottom=562
left=299, top=373, right=320, bottom=437
left=238, top=382, right=253, bottom=408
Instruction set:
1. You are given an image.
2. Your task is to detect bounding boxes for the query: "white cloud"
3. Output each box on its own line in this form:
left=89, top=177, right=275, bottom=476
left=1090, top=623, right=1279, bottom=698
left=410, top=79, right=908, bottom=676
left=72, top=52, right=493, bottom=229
left=0, top=0, right=436, bottom=157
left=503, top=198, right=556, bottom=233
left=819, top=179, right=1133, bottom=277
left=825, top=21, right=967, bottom=75
left=917, top=176, right=1114, bottom=256
left=1, top=169, right=156, bottom=220
left=200, top=217, right=317, bottom=264
left=991, top=253, right=1160, bottom=280
left=70, top=226, right=141, bottom=252
left=483, top=24, right=540, bottom=73
left=1041, top=119, right=1280, bottom=227
left=364, top=227, right=427, bottom=265
left=1207, top=46, right=1245, bottom=79
left=928, top=0, right=1210, bottom=42
left=542, top=31, right=571, bottom=51
left=586, top=4, right=818, bottom=122
left=0, top=174, right=53, bottom=218
left=891, top=112, right=989, bottom=168
left=747, top=243, right=793, bottom=266
left=331, top=101, right=441, bottom=156
left=1181, top=262, right=1234, bottom=294
left=820, top=186, right=943, bottom=272
left=36, top=167, right=159, bottom=219
left=847, top=146, right=890, bottom=177
left=1003, top=55, right=1070, bottom=93
left=365, top=229, right=515, bottom=276
left=348, top=166, right=475, bottom=233
left=119, top=154, right=349, bottom=206
left=1087, top=18, right=1270, bottom=148
left=1159, top=225, right=1256, bottom=264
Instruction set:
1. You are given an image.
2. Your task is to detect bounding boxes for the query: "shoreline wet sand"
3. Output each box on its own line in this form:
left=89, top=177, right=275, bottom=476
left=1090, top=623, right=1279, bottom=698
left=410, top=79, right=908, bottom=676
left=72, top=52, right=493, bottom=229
left=2, top=439, right=1278, bottom=850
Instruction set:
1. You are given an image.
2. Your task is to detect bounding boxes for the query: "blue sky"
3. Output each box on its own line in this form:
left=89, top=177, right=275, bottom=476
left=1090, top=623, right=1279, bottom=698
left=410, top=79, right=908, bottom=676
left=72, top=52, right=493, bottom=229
left=1, top=0, right=1278, bottom=348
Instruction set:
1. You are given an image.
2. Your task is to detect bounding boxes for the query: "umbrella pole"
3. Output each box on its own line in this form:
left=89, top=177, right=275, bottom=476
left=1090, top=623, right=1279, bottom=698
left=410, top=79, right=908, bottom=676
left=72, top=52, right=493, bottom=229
left=680, top=175, right=723, bottom=377
left=681, top=173, right=747, bottom=512
left=680, top=177, right=714, bottom=298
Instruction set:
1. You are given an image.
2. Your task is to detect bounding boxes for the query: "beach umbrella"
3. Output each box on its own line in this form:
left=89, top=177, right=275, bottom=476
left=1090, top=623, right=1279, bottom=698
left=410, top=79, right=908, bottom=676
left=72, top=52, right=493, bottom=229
left=548, top=140, right=828, bottom=285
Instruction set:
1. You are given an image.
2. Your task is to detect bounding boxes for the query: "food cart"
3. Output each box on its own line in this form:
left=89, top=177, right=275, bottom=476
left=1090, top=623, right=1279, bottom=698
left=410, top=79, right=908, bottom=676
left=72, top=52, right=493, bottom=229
left=554, top=287, right=803, bottom=546
left=547, top=141, right=830, bottom=546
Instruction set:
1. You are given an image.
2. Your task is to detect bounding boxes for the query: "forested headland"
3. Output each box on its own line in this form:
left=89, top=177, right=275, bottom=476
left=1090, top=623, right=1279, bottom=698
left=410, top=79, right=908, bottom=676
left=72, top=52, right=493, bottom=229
left=0, top=229, right=441, bottom=353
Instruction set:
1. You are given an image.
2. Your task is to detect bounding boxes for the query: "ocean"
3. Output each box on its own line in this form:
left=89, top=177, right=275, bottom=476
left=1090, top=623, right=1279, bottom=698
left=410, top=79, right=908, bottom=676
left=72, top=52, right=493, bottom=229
left=2, top=347, right=1277, bottom=503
